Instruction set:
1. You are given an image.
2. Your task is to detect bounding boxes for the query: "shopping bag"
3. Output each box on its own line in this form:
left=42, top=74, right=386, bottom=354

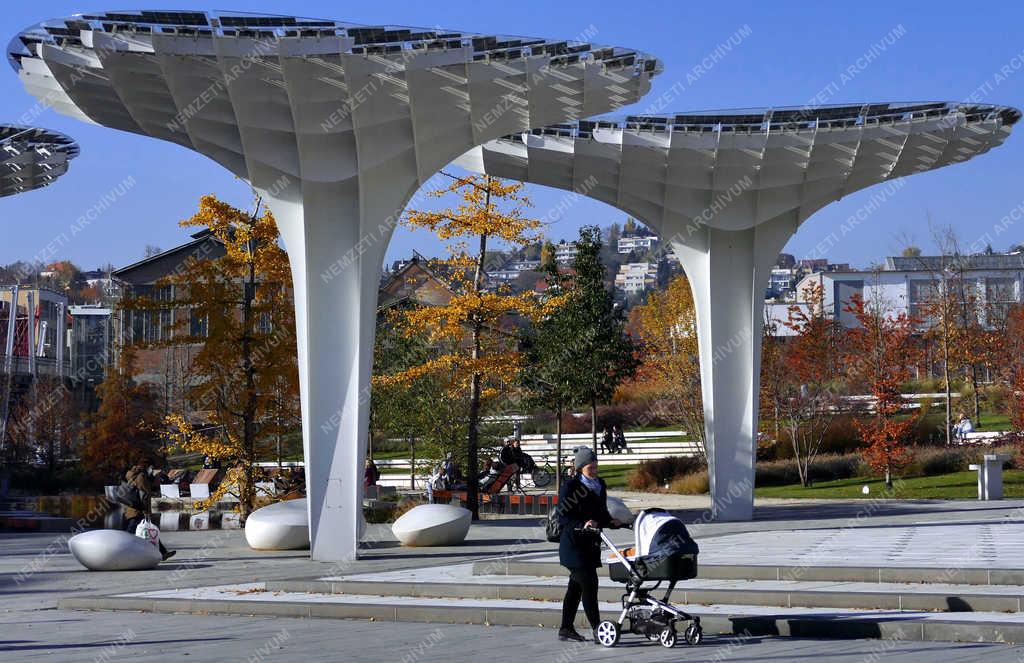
left=135, top=518, right=160, bottom=547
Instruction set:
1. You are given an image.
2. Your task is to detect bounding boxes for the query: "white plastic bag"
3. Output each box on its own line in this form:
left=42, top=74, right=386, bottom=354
left=135, top=518, right=161, bottom=547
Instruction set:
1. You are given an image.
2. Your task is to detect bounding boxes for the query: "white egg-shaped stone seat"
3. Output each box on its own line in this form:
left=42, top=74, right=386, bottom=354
left=244, top=499, right=310, bottom=550
left=606, top=496, right=635, bottom=525
left=392, top=504, right=471, bottom=547
left=68, top=529, right=161, bottom=571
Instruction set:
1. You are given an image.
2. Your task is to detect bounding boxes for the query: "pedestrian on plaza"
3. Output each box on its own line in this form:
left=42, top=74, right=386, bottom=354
left=364, top=458, right=380, bottom=487
left=556, top=447, right=622, bottom=643
left=117, top=464, right=175, bottom=561
left=612, top=425, right=628, bottom=454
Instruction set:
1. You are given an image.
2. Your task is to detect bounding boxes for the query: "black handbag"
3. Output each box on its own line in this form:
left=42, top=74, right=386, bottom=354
left=546, top=507, right=562, bottom=543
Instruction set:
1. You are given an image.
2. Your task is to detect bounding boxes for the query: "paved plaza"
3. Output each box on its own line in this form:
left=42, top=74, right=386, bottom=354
left=7, top=498, right=1024, bottom=660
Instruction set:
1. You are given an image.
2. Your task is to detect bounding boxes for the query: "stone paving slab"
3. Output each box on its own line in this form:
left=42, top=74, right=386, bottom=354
left=56, top=582, right=1024, bottom=644
left=5, top=610, right=1021, bottom=663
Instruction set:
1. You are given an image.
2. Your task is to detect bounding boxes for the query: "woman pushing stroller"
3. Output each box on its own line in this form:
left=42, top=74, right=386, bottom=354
left=555, top=446, right=624, bottom=643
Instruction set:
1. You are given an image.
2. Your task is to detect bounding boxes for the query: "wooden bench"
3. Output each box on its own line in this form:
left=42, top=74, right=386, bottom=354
left=431, top=463, right=519, bottom=510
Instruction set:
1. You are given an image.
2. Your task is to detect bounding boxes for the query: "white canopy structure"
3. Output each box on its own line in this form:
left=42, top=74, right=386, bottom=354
left=0, top=125, right=78, bottom=197
left=7, top=10, right=663, bottom=560
left=457, top=102, right=1020, bottom=520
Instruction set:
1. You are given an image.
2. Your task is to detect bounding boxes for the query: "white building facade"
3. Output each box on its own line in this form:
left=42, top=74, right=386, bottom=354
left=795, top=253, right=1024, bottom=329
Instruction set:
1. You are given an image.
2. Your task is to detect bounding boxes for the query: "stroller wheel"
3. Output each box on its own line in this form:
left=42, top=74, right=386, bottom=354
left=684, top=624, right=703, bottom=645
left=595, top=620, right=620, bottom=647
left=659, top=627, right=677, bottom=648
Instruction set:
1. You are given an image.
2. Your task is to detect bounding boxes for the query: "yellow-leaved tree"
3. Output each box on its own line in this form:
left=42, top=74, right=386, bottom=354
left=133, top=195, right=299, bottom=520
left=375, top=174, right=550, bottom=518
left=628, top=274, right=706, bottom=462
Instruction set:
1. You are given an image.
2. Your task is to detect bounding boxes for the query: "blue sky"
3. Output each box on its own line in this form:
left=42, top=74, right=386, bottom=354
left=1, top=1, right=1022, bottom=271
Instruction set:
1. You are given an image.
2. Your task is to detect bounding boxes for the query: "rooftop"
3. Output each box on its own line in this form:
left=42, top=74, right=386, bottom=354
left=9, top=10, right=659, bottom=73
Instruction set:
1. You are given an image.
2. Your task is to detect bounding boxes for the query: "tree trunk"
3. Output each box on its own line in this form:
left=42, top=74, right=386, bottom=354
left=590, top=398, right=597, bottom=455
left=971, top=364, right=982, bottom=426
left=409, top=434, right=416, bottom=491
left=240, top=228, right=258, bottom=523
left=942, top=300, right=952, bottom=447
left=555, top=405, right=563, bottom=494
left=465, top=220, right=489, bottom=522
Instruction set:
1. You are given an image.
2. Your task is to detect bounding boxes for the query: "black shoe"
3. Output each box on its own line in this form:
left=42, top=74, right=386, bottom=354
left=162, top=550, right=176, bottom=561
left=558, top=628, right=585, bottom=642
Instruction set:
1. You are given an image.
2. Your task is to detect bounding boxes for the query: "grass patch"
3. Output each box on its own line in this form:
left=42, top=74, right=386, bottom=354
left=754, top=470, right=1024, bottom=500
left=597, top=465, right=633, bottom=489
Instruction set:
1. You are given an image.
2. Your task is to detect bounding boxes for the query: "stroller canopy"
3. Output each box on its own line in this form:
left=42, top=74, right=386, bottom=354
left=634, top=509, right=698, bottom=558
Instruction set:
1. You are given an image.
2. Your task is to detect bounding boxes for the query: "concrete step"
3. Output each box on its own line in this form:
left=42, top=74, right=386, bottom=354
left=267, top=573, right=1024, bottom=613
left=479, top=558, right=1024, bottom=587
left=57, top=581, right=1024, bottom=644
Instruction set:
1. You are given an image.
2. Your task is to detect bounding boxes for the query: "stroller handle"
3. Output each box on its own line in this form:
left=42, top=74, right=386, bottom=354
left=582, top=526, right=633, bottom=569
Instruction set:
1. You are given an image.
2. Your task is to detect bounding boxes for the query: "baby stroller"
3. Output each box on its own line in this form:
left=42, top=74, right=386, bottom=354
left=594, top=508, right=703, bottom=648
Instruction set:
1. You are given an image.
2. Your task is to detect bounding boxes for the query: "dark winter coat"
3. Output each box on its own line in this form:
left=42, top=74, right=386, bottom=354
left=557, top=475, right=613, bottom=569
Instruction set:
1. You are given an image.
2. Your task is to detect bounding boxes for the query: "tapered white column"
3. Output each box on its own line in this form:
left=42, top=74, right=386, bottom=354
left=669, top=214, right=795, bottom=520
left=262, top=180, right=402, bottom=561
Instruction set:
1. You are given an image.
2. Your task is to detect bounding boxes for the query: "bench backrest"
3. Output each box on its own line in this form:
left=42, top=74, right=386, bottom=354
left=488, top=463, right=519, bottom=494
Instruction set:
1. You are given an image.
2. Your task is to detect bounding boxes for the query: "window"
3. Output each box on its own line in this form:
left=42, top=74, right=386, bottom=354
left=257, top=311, right=273, bottom=335
left=190, top=309, right=208, bottom=338
left=908, top=279, right=940, bottom=323
left=985, top=277, right=1017, bottom=327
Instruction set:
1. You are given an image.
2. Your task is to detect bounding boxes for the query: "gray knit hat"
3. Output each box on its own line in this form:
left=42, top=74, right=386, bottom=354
left=574, top=446, right=598, bottom=471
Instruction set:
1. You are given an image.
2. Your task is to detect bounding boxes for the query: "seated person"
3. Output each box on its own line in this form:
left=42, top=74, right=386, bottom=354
left=477, top=459, right=500, bottom=492
left=498, top=438, right=517, bottom=469
left=512, top=440, right=535, bottom=473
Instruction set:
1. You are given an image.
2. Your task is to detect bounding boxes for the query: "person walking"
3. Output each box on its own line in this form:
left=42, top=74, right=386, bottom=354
left=612, top=425, right=628, bottom=454
left=556, top=447, right=621, bottom=642
left=364, top=458, right=380, bottom=487
left=600, top=427, right=614, bottom=454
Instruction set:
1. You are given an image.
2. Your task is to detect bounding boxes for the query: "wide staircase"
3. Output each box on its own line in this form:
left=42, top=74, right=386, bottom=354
left=65, top=521, right=1024, bottom=645
left=377, top=431, right=698, bottom=489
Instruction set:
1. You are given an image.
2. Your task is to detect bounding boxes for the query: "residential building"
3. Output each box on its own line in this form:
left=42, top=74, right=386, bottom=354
left=793, top=253, right=1024, bottom=329
left=767, top=268, right=797, bottom=300
left=617, top=233, right=659, bottom=254
left=554, top=241, right=578, bottom=263
left=615, top=262, right=659, bottom=295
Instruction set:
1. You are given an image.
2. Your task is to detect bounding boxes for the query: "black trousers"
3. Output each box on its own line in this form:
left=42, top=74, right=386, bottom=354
left=123, top=514, right=169, bottom=556
left=561, top=567, right=600, bottom=630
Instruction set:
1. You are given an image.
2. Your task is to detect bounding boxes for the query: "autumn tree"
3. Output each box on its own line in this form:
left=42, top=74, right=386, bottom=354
left=630, top=274, right=706, bottom=462
left=1001, top=304, right=1024, bottom=439
left=380, top=174, right=547, bottom=519
left=139, top=195, right=299, bottom=520
left=777, top=284, right=843, bottom=486
left=372, top=310, right=464, bottom=488
left=80, top=347, right=163, bottom=483
left=5, top=377, right=80, bottom=470
left=843, top=294, right=920, bottom=489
